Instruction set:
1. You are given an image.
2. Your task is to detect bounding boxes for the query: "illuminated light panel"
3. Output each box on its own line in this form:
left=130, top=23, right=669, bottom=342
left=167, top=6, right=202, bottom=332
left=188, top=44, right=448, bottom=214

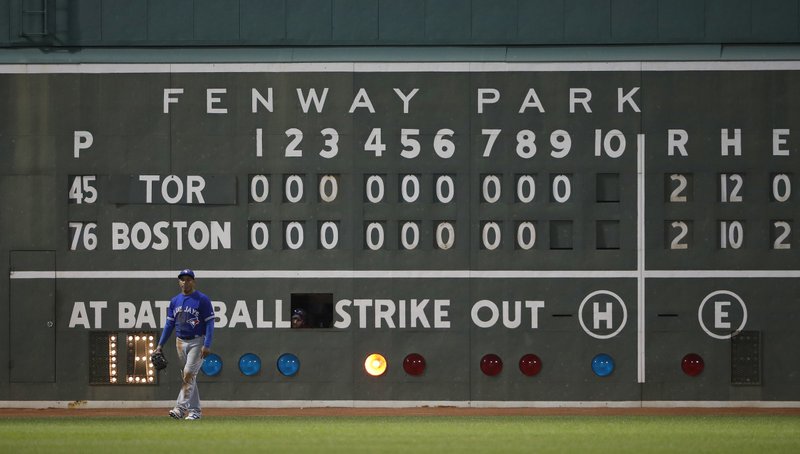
left=107, top=334, right=118, bottom=384
left=364, top=353, right=387, bottom=376
left=201, top=353, right=223, bottom=377
left=402, top=353, right=426, bottom=376
left=591, top=353, right=615, bottom=377
left=518, top=354, right=542, bottom=376
left=480, top=354, right=503, bottom=376
left=127, top=331, right=157, bottom=385
left=681, top=353, right=705, bottom=377
left=277, top=353, right=300, bottom=377
left=239, top=353, right=262, bottom=376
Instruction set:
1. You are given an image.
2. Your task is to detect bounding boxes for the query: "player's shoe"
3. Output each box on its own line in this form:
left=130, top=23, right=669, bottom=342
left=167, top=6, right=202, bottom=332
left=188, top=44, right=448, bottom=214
left=184, top=412, right=201, bottom=420
left=168, top=407, right=186, bottom=419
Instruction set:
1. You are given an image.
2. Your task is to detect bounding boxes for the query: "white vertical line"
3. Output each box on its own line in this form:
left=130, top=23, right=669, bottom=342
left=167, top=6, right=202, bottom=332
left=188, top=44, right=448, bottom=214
left=637, top=134, right=646, bottom=384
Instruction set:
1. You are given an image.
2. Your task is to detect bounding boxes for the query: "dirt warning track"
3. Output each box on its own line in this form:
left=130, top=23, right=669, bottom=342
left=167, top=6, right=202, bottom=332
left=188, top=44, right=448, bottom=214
left=2, top=406, right=800, bottom=418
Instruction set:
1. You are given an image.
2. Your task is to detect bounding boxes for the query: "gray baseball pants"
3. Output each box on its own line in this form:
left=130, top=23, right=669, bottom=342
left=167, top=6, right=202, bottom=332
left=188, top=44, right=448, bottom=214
left=175, top=336, right=204, bottom=414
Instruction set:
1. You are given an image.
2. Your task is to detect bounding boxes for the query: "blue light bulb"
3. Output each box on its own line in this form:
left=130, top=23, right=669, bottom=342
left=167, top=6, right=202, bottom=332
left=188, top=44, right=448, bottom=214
left=239, top=353, right=262, bottom=376
left=591, top=353, right=615, bottom=377
left=277, top=353, right=300, bottom=377
left=201, top=353, right=223, bottom=376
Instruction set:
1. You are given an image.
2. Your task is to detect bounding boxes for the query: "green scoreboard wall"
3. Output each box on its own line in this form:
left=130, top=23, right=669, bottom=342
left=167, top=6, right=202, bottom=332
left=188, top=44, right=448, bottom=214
left=2, top=61, right=799, bottom=403
left=5, top=0, right=800, bottom=47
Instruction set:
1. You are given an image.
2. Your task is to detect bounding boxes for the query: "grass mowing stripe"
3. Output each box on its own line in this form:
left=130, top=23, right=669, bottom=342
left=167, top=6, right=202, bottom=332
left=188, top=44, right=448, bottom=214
left=0, top=416, right=799, bottom=453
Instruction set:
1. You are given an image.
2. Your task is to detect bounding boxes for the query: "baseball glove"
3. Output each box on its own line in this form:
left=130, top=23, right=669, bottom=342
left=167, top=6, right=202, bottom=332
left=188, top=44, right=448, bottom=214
left=151, top=350, right=168, bottom=370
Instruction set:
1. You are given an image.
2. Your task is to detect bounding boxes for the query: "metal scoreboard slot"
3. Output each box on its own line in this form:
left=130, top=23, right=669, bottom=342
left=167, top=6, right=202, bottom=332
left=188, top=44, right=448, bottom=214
left=731, top=331, right=761, bottom=386
left=3, top=62, right=800, bottom=403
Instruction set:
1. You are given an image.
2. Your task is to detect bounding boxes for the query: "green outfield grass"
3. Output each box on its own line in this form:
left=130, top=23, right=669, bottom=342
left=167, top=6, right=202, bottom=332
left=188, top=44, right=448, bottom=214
left=0, top=415, right=799, bottom=453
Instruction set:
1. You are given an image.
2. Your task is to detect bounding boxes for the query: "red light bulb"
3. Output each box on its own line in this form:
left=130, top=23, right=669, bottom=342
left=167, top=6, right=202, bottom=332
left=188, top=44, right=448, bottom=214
left=403, top=353, right=426, bottom=376
left=681, top=353, right=704, bottom=376
left=480, top=354, right=503, bottom=376
left=519, top=354, right=542, bottom=376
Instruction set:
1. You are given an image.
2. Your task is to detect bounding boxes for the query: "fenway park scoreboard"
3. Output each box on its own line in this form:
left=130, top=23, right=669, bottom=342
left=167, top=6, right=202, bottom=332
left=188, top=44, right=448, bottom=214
left=3, top=62, right=800, bottom=403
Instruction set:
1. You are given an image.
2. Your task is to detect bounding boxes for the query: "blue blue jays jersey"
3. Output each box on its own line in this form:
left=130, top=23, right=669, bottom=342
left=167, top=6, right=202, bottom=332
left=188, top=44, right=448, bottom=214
left=167, top=291, right=214, bottom=345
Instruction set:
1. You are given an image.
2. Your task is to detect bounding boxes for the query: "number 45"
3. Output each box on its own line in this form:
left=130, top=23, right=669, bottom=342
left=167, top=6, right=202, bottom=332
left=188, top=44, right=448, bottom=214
left=68, top=176, right=98, bottom=204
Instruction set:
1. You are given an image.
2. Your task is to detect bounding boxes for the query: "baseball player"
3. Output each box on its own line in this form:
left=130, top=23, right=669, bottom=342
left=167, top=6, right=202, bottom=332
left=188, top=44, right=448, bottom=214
left=154, top=269, right=215, bottom=420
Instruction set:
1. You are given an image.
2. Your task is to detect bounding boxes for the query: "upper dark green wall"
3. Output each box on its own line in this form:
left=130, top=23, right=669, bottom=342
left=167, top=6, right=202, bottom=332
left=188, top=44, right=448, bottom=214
left=3, top=0, right=800, bottom=47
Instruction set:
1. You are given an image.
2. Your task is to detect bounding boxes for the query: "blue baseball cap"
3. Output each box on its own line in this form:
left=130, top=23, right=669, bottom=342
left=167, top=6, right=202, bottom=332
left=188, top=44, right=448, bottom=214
left=178, top=269, right=195, bottom=279
left=291, top=308, right=306, bottom=319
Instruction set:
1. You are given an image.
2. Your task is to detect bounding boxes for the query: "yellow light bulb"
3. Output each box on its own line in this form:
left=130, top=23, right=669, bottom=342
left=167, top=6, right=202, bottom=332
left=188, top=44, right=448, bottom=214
left=364, top=353, right=387, bottom=376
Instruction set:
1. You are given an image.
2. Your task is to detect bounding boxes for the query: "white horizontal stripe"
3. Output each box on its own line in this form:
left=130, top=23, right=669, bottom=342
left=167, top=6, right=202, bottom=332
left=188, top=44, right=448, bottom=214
left=641, top=61, right=800, bottom=71
left=10, top=269, right=799, bottom=279
left=3, top=61, right=800, bottom=74
left=643, top=270, right=800, bottom=278
left=1, top=400, right=799, bottom=409
left=470, top=62, right=644, bottom=72
left=9, top=270, right=639, bottom=279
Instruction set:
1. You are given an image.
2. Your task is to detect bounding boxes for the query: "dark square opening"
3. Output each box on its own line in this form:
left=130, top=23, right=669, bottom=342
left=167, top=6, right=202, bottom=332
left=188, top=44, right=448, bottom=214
left=731, top=330, right=761, bottom=385
left=549, top=220, right=573, bottom=250
left=291, top=293, right=334, bottom=328
left=596, top=220, right=621, bottom=249
left=596, top=173, right=620, bottom=202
